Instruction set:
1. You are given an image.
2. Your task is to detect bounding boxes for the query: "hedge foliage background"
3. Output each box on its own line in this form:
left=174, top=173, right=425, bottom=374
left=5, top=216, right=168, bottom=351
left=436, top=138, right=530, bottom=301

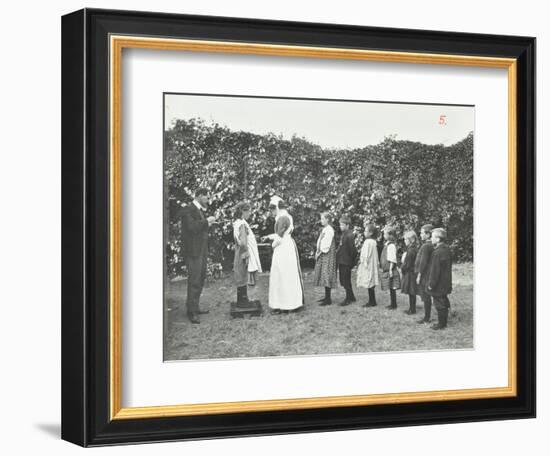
left=165, top=118, right=473, bottom=278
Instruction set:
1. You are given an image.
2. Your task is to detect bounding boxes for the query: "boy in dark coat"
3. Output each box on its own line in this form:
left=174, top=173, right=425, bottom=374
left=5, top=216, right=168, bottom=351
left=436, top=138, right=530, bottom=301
left=415, top=224, right=434, bottom=324
left=427, top=228, right=453, bottom=330
left=400, top=230, right=419, bottom=315
left=336, top=215, right=358, bottom=306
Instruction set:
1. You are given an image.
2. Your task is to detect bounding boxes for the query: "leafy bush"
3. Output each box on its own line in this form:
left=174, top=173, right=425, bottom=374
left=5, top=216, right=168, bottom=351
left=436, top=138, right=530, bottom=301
left=165, top=119, right=473, bottom=278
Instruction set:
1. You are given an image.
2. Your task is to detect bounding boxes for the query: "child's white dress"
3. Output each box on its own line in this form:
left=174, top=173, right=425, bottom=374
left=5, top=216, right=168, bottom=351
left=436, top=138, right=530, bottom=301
left=357, top=238, right=380, bottom=288
left=243, top=220, right=262, bottom=285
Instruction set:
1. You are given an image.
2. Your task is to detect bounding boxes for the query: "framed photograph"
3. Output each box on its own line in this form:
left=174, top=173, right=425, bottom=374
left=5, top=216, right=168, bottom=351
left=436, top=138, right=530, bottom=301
left=61, top=8, right=536, bottom=446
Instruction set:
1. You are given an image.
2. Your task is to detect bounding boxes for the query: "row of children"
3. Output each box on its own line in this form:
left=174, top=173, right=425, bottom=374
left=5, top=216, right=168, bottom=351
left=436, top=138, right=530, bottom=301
left=313, top=214, right=453, bottom=330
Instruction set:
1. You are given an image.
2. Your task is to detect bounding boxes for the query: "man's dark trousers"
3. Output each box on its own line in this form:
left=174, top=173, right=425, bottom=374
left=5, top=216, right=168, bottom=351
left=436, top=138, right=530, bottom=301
left=186, top=242, right=207, bottom=317
left=181, top=203, right=209, bottom=318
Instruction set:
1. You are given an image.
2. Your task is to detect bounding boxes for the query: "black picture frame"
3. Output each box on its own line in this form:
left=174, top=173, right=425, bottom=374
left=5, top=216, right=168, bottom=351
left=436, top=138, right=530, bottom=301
left=62, top=7, right=536, bottom=447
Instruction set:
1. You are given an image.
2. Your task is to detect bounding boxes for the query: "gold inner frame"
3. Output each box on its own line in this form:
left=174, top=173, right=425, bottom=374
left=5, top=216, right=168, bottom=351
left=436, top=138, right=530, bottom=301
left=109, top=35, right=517, bottom=420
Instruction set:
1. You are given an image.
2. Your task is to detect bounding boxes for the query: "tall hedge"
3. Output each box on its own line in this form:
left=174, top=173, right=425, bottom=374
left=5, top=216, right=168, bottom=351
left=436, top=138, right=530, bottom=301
left=165, top=118, right=473, bottom=277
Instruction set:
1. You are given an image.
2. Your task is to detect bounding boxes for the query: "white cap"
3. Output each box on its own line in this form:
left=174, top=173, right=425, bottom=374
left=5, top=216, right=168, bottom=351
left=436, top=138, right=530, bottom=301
left=269, top=195, right=283, bottom=207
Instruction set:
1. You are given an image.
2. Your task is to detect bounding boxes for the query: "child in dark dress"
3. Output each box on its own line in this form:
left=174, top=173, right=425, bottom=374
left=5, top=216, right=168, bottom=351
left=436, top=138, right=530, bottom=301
left=336, top=214, right=358, bottom=306
left=400, top=230, right=419, bottom=315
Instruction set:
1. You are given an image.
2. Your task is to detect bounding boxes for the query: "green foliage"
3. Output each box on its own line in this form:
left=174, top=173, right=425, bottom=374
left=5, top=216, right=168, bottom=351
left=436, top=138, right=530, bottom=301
left=165, top=119, right=473, bottom=278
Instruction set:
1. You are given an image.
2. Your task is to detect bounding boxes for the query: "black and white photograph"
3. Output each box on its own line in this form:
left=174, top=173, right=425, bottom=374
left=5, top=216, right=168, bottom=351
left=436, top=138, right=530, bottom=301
left=163, top=93, right=474, bottom=361
left=1, top=0, right=542, bottom=451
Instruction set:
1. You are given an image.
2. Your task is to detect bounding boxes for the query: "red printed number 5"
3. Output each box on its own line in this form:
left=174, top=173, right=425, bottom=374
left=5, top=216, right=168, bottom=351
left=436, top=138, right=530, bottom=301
left=439, top=115, right=447, bottom=125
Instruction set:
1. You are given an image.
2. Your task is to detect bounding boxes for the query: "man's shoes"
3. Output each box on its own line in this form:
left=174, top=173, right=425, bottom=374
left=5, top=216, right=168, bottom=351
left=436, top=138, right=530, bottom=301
left=430, top=324, right=446, bottom=330
left=339, top=299, right=351, bottom=306
left=362, top=302, right=377, bottom=307
left=386, top=305, right=397, bottom=310
left=417, top=318, right=430, bottom=324
left=317, top=297, right=327, bottom=303
left=197, top=309, right=210, bottom=315
left=188, top=314, right=200, bottom=324
left=319, top=299, right=332, bottom=306
left=404, top=310, right=416, bottom=315
left=270, top=308, right=282, bottom=315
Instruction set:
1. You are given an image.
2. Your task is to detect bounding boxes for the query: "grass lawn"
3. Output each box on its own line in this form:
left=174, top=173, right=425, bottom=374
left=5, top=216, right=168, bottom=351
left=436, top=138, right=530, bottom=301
left=164, top=263, right=473, bottom=361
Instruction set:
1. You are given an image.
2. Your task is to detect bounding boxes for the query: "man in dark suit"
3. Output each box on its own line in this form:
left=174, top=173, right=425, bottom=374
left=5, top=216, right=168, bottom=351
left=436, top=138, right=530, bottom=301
left=427, top=228, right=453, bottom=330
left=336, top=214, right=358, bottom=306
left=180, top=188, right=216, bottom=324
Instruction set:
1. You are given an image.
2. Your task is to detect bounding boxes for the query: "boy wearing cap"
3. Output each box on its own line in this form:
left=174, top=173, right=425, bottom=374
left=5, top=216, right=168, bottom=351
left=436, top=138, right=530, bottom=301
left=415, top=224, right=434, bottom=323
left=427, top=228, right=453, bottom=330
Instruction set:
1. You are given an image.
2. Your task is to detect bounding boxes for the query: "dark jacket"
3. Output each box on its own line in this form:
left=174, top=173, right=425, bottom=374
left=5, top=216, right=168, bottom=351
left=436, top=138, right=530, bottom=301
left=401, top=245, right=418, bottom=274
left=181, top=203, right=209, bottom=258
left=336, top=229, right=358, bottom=266
left=427, top=243, right=452, bottom=296
left=414, top=241, right=434, bottom=282
left=400, top=244, right=418, bottom=295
